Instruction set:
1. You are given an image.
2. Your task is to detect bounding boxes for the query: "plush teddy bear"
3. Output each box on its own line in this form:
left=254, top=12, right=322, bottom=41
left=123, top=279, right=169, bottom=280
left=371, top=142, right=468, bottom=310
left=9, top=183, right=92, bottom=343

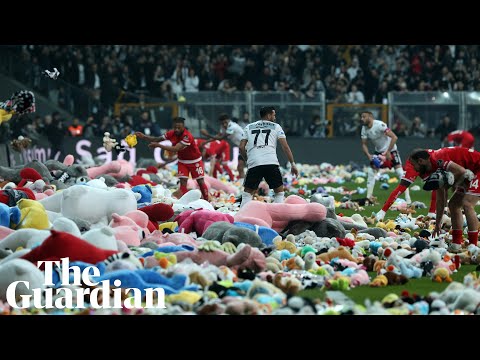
left=10, top=136, right=32, bottom=152
left=201, top=221, right=263, bottom=248
left=317, top=246, right=359, bottom=264
left=103, top=132, right=126, bottom=154
left=175, top=209, right=234, bottom=236
left=234, top=195, right=327, bottom=232
left=175, top=243, right=266, bottom=273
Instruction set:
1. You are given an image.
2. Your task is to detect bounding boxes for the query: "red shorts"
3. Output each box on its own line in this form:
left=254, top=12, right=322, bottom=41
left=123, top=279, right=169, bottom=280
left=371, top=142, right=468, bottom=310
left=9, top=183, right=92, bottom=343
left=456, top=171, right=480, bottom=196
left=178, top=160, right=205, bottom=179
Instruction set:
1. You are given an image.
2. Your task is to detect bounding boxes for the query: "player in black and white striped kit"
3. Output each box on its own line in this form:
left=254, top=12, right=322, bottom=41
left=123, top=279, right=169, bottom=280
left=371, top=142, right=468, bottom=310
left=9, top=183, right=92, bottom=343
left=239, top=106, right=298, bottom=207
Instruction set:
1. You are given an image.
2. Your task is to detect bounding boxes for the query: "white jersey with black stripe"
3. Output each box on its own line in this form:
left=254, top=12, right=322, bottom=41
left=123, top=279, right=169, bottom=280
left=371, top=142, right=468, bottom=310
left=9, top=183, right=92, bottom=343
left=241, top=120, right=286, bottom=168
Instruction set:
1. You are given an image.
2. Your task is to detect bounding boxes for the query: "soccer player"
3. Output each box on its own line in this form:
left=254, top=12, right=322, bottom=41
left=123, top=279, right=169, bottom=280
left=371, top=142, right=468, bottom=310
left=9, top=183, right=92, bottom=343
left=136, top=117, right=209, bottom=200
left=360, top=111, right=411, bottom=204
left=197, top=138, right=235, bottom=181
left=445, top=130, right=475, bottom=149
left=201, top=113, right=246, bottom=181
left=376, top=156, right=437, bottom=221
left=239, top=106, right=298, bottom=208
left=409, top=147, right=480, bottom=251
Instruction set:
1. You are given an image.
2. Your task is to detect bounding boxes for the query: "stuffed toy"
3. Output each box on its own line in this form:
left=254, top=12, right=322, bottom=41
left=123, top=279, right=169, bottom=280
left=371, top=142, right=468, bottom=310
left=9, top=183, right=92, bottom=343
left=234, top=195, right=327, bottom=232
left=432, top=267, right=453, bottom=283
left=125, top=134, right=138, bottom=148
left=138, top=202, right=174, bottom=226
left=175, top=209, right=234, bottom=236
left=384, top=271, right=409, bottom=285
left=350, top=269, right=371, bottom=287
left=0, top=90, right=35, bottom=116
left=144, top=231, right=198, bottom=247
left=172, top=189, right=215, bottom=213
left=273, top=236, right=297, bottom=253
left=272, top=273, right=302, bottom=296
left=81, top=226, right=118, bottom=251
left=21, top=230, right=118, bottom=267
left=187, top=175, right=237, bottom=196
left=103, top=132, right=126, bottom=154
left=132, top=185, right=153, bottom=204
left=0, top=187, right=35, bottom=206
left=45, top=185, right=137, bottom=226
left=86, top=160, right=134, bottom=180
left=158, top=222, right=178, bottom=233
left=369, top=274, right=388, bottom=287
left=13, top=198, right=50, bottom=230
left=0, top=203, right=21, bottom=228
left=175, top=243, right=266, bottom=273
left=43, top=67, right=60, bottom=80
left=10, top=136, right=32, bottom=152
left=230, top=222, right=278, bottom=246
left=0, top=109, right=13, bottom=125
left=0, top=259, right=44, bottom=302
left=317, top=246, right=359, bottom=264
left=201, top=221, right=263, bottom=248
left=109, top=212, right=150, bottom=247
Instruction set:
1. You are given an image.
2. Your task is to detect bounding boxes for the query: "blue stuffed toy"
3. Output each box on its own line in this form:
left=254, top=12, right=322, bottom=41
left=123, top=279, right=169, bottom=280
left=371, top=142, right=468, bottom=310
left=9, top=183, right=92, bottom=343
left=233, top=222, right=279, bottom=246
left=0, top=202, right=21, bottom=228
left=132, top=185, right=153, bottom=204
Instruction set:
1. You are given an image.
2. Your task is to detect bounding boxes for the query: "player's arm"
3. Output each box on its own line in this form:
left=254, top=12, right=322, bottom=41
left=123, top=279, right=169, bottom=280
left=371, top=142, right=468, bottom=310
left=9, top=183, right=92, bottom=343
left=446, top=161, right=474, bottom=187
left=135, top=131, right=165, bottom=143
left=149, top=142, right=187, bottom=153
left=361, top=138, right=372, bottom=160
left=201, top=129, right=227, bottom=141
left=384, top=129, right=398, bottom=159
left=278, top=137, right=299, bottom=176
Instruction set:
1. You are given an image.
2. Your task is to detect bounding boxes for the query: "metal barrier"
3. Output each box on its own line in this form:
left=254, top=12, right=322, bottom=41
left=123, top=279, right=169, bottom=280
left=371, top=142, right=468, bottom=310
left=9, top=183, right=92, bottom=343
left=326, top=104, right=388, bottom=137
left=178, top=91, right=325, bottom=137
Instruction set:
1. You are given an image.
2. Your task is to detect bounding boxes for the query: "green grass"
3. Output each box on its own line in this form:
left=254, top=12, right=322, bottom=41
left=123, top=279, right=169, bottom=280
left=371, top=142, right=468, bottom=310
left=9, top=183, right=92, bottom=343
left=287, top=170, right=480, bottom=304
left=299, top=265, right=478, bottom=304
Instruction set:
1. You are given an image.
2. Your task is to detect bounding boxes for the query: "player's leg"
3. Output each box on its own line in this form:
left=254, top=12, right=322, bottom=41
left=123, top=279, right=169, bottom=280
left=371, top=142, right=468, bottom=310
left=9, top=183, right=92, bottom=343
left=448, top=191, right=465, bottom=249
left=177, top=162, right=190, bottom=195
left=222, top=161, right=235, bottom=181
left=391, top=150, right=411, bottom=204
left=428, top=190, right=437, bottom=217
left=264, top=165, right=285, bottom=203
left=366, top=165, right=377, bottom=200
left=377, top=179, right=411, bottom=221
left=190, top=161, right=209, bottom=201
left=237, top=154, right=246, bottom=180
left=461, top=174, right=480, bottom=245
left=241, top=166, right=261, bottom=207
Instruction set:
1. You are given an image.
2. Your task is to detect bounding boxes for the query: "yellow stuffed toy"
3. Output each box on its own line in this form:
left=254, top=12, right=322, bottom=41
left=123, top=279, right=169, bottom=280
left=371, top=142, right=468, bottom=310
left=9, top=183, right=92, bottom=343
left=125, top=134, right=138, bottom=148
left=0, top=109, right=13, bottom=124
left=13, top=199, right=50, bottom=230
left=158, top=221, right=178, bottom=232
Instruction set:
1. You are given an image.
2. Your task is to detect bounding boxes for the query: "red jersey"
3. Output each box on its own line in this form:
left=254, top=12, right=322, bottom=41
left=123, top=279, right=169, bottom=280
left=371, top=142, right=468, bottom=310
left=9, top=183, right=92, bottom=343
left=428, top=147, right=480, bottom=176
left=447, top=130, right=475, bottom=148
left=402, top=159, right=420, bottom=183
left=164, top=129, right=201, bottom=163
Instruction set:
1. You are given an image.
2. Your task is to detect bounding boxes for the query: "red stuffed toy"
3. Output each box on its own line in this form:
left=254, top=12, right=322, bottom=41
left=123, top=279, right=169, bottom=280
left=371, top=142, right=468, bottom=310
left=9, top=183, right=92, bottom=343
left=0, top=187, right=35, bottom=206
left=21, top=230, right=118, bottom=267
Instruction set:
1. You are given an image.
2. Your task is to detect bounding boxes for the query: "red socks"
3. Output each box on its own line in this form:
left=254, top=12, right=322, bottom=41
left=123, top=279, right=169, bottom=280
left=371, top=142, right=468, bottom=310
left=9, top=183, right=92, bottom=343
left=468, top=231, right=478, bottom=246
left=198, top=182, right=209, bottom=200
left=180, top=184, right=188, bottom=195
left=223, top=164, right=235, bottom=181
left=452, top=229, right=464, bottom=244
left=429, top=190, right=437, bottom=213
left=382, top=184, right=407, bottom=212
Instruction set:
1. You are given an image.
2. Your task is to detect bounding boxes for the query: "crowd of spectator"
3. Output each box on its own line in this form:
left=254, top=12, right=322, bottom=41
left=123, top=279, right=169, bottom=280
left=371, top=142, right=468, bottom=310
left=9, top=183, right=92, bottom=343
left=3, top=45, right=480, bottom=119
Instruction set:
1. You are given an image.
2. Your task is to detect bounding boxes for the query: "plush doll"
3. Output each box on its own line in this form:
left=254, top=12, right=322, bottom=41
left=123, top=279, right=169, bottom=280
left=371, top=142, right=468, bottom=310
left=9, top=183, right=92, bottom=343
left=125, top=134, right=138, bottom=148
left=317, top=246, right=359, bottom=264
left=103, top=132, right=126, bottom=154
left=369, top=274, right=388, bottom=287
left=234, top=195, right=327, bottom=232
left=13, top=199, right=50, bottom=230
left=21, top=230, right=118, bottom=267
left=0, top=187, right=35, bottom=206
left=0, top=259, right=44, bottom=302
left=172, top=189, right=215, bottom=213
left=0, top=203, right=21, bottom=228
left=175, top=209, right=234, bottom=236
left=384, top=271, right=409, bottom=285
left=132, top=185, right=153, bottom=204
left=0, top=90, right=35, bottom=116
left=10, top=136, right=32, bottom=152
left=175, top=243, right=266, bottom=273
left=201, top=221, right=263, bottom=248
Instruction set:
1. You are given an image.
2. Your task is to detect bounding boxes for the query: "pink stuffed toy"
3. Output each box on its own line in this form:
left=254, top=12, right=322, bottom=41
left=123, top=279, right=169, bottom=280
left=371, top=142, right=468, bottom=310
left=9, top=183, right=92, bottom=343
left=109, top=212, right=151, bottom=246
left=143, top=231, right=198, bottom=247
left=188, top=175, right=237, bottom=195
left=63, top=154, right=75, bottom=166
left=87, top=160, right=134, bottom=180
left=175, top=244, right=266, bottom=272
left=234, top=195, right=326, bottom=232
left=175, top=209, right=234, bottom=236
left=0, top=226, right=14, bottom=240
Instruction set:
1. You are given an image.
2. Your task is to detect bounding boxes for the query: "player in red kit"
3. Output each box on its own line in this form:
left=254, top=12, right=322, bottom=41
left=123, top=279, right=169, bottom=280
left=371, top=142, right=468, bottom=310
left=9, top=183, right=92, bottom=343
left=409, top=147, right=480, bottom=251
left=136, top=117, right=210, bottom=201
left=376, top=157, right=437, bottom=220
left=445, top=130, right=475, bottom=149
